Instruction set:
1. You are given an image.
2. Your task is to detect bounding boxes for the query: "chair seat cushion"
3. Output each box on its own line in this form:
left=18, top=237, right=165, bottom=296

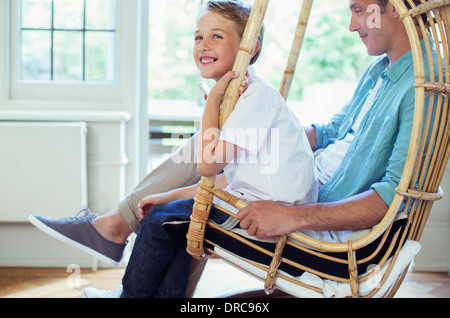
left=164, top=219, right=406, bottom=278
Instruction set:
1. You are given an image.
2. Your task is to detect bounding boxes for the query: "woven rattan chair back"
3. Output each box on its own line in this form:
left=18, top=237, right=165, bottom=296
left=186, top=0, right=450, bottom=298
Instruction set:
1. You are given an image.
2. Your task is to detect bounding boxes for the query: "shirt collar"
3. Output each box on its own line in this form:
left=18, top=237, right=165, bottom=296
left=369, top=56, right=391, bottom=83
left=385, top=50, right=413, bottom=83
left=370, top=35, right=430, bottom=83
left=246, top=65, right=260, bottom=84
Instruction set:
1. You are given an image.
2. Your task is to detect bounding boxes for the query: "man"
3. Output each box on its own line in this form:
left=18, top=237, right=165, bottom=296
left=237, top=0, right=418, bottom=240
left=30, top=0, right=428, bottom=297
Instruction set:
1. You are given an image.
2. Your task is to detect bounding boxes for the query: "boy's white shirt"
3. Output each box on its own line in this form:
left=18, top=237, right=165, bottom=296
left=213, top=66, right=319, bottom=229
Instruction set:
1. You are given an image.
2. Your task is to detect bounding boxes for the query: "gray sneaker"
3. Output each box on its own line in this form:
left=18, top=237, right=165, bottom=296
left=28, top=209, right=126, bottom=267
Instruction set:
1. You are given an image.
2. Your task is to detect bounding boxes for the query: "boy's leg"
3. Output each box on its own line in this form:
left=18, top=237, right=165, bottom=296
left=120, top=199, right=195, bottom=298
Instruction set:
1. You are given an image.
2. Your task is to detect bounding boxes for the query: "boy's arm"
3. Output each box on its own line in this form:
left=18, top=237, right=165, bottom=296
left=198, top=71, right=243, bottom=177
left=138, top=185, right=198, bottom=219
left=304, top=125, right=317, bottom=151
left=161, top=173, right=228, bottom=200
left=138, top=174, right=228, bottom=218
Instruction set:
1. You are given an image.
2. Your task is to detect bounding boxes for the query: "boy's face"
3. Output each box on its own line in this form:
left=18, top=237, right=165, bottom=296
left=193, top=10, right=241, bottom=81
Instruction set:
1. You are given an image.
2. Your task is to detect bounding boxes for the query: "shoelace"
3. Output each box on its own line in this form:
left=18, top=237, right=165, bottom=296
left=75, top=208, right=98, bottom=219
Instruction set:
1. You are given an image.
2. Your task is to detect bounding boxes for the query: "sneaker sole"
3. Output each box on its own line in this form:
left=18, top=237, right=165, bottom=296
left=80, top=286, right=122, bottom=298
left=28, top=215, right=120, bottom=267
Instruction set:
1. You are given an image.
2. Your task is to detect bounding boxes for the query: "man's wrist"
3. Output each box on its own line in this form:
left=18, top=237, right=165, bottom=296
left=292, top=203, right=319, bottom=231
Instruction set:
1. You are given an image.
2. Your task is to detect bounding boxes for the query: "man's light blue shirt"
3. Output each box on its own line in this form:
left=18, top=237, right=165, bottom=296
left=313, top=38, right=433, bottom=207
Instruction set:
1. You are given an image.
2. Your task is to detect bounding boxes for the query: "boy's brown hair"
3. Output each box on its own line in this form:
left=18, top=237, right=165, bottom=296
left=201, top=0, right=264, bottom=65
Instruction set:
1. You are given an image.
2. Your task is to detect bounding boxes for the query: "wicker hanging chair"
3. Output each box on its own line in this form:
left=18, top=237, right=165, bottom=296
left=184, top=0, right=450, bottom=298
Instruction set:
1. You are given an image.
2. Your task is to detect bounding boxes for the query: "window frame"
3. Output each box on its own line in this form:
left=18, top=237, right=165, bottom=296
left=20, top=0, right=117, bottom=82
left=9, top=0, right=123, bottom=102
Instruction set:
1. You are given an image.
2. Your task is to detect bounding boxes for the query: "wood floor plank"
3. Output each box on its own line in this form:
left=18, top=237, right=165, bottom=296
left=0, top=265, right=449, bottom=298
left=0, top=267, right=124, bottom=298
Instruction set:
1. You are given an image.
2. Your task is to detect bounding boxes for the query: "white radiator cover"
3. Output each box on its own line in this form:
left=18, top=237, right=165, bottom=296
left=0, top=121, right=87, bottom=222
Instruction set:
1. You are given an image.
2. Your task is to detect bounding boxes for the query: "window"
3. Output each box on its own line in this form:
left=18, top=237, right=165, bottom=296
left=9, top=0, right=126, bottom=101
left=20, top=0, right=116, bottom=81
left=148, top=0, right=203, bottom=102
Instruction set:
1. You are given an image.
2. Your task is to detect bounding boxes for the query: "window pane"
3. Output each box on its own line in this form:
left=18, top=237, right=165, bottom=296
left=85, top=32, right=115, bottom=81
left=21, top=30, right=51, bottom=80
left=86, top=0, right=117, bottom=29
left=54, top=0, right=84, bottom=29
left=19, top=0, right=117, bottom=82
left=21, top=0, right=52, bottom=29
left=148, top=0, right=199, bottom=100
left=53, top=31, right=83, bottom=80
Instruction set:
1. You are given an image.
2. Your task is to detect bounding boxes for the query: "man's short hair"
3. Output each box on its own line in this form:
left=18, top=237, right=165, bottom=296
left=377, top=0, right=428, bottom=24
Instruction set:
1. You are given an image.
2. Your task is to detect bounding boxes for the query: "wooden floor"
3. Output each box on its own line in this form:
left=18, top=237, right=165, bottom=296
left=0, top=267, right=124, bottom=298
left=0, top=261, right=449, bottom=298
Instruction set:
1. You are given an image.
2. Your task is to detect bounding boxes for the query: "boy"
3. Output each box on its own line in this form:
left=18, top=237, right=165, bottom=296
left=119, top=0, right=318, bottom=298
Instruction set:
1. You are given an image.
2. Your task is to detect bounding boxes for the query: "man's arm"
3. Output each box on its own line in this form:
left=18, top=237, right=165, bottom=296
left=237, top=189, right=388, bottom=240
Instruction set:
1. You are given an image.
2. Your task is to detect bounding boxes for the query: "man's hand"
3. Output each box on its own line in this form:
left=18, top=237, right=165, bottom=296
left=237, top=201, right=300, bottom=240
left=236, top=190, right=389, bottom=240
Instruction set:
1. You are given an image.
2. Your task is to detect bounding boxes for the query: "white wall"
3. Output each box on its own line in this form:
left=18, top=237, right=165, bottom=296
left=411, top=164, right=450, bottom=273
left=0, top=0, right=148, bottom=268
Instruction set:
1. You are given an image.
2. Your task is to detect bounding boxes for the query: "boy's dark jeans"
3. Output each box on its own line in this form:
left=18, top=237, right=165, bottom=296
left=120, top=199, right=228, bottom=298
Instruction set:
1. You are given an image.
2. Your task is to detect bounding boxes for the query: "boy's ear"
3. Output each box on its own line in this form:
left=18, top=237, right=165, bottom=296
left=252, top=40, right=261, bottom=58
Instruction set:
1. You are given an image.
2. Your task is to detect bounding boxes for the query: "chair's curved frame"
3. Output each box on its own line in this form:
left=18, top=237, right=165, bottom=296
left=186, top=0, right=450, bottom=298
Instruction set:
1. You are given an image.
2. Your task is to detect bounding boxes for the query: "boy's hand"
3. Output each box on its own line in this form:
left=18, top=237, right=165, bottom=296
left=239, top=71, right=250, bottom=96
left=209, top=71, right=240, bottom=104
left=138, top=194, right=170, bottom=219
left=202, top=71, right=249, bottom=101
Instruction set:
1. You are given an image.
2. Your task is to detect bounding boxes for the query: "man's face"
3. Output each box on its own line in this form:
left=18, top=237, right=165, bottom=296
left=348, top=0, right=397, bottom=57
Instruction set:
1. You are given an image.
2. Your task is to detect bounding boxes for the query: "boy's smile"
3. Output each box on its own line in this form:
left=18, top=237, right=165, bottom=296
left=200, top=56, right=218, bottom=64
left=193, top=10, right=241, bottom=81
